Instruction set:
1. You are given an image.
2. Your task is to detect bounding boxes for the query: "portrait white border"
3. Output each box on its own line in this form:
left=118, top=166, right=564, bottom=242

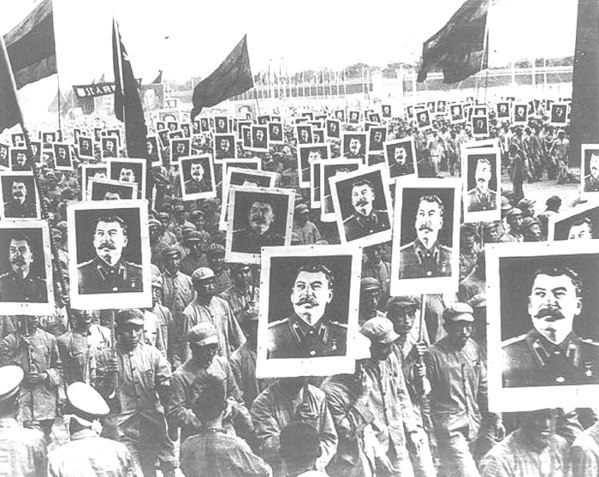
left=382, top=137, right=418, bottom=184
left=178, top=155, right=217, bottom=201
left=330, top=163, right=393, bottom=247
left=213, top=133, right=237, bottom=162
left=320, top=158, right=363, bottom=223
left=77, top=136, right=95, bottom=161
left=547, top=198, right=599, bottom=242
left=471, top=115, right=489, bottom=139
left=449, top=103, right=465, bottom=123
left=512, top=102, right=529, bottom=125
left=250, top=125, right=269, bottom=152
left=268, top=122, right=284, bottom=145
left=99, top=136, right=119, bottom=161
left=67, top=199, right=152, bottom=311
left=107, top=158, right=147, bottom=200
left=580, top=144, right=599, bottom=199
left=495, top=101, right=510, bottom=120
left=0, top=220, right=55, bottom=314
left=88, top=178, right=138, bottom=201
left=390, top=177, right=461, bottom=296
left=550, top=102, right=569, bottom=127
left=297, top=143, right=331, bottom=189
left=326, top=119, right=341, bottom=140
left=225, top=186, right=294, bottom=265
left=461, top=146, right=502, bottom=223
left=0, top=171, right=42, bottom=220
left=146, top=134, right=163, bottom=167
left=52, top=142, right=74, bottom=172
left=80, top=164, right=107, bottom=201
left=486, top=241, right=599, bottom=412
left=256, top=244, right=362, bottom=378
left=341, top=131, right=368, bottom=163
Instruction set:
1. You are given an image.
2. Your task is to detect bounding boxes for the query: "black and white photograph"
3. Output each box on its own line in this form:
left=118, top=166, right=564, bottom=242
left=100, top=136, right=118, bottom=159
left=78, top=136, right=94, bottom=160
left=390, top=178, right=461, bottom=295
left=462, top=147, right=501, bottom=223
left=214, top=115, right=229, bottom=133
left=368, top=112, right=381, bottom=123
left=0, top=172, right=41, bottom=220
left=310, top=159, right=324, bottom=209
left=268, top=122, right=284, bottom=144
left=427, top=101, right=436, bottom=113
left=416, top=109, right=432, bottom=130
left=89, top=179, right=137, bottom=201
left=367, top=126, right=386, bottom=152
left=170, top=137, right=191, bottom=164
left=496, top=101, right=510, bottom=119
left=214, top=133, right=237, bottom=160
left=341, top=132, right=367, bottom=161
left=295, top=124, right=313, bottom=145
left=257, top=114, right=270, bottom=125
left=30, top=141, right=41, bottom=164
left=168, top=130, right=184, bottom=140
left=436, top=99, right=447, bottom=114
left=159, top=110, right=179, bottom=124
left=297, top=143, right=331, bottom=188
left=157, top=128, right=170, bottom=149
left=41, top=131, right=56, bottom=149
left=11, top=133, right=25, bottom=147
left=10, top=148, right=30, bottom=172
left=219, top=167, right=278, bottom=230
left=67, top=200, right=152, bottom=310
left=548, top=199, right=599, bottom=241
left=241, top=126, right=252, bottom=149
left=140, top=83, right=165, bottom=111
left=166, top=120, right=179, bottom=132
left=513, top=102, right=528, bottom=125
left=581, top=144, right=599, bottom=197
left=471, top=115, right=489, bottom=138
left=382, top=104, right=392, bottom=118
left=237, top=120, right=252, bottom=140
left=146, top=135, right=162, bottom=166
left=320, top=158, right=362, bottom=222
left=221, top=158, right=261, bottom=178
left=200, top=117, right=210, bottom=133
left=334, top=109, right=345, bottom=122
left=256, top=244, right=361, bottom=378
left=326, top=118, right=340, bottom=139
left=178, top=155, right=216, bottom=201
left=383, top=137, right=417, bottom=182
left=0, top=143, right=9, bottom=169
left=108, top=158, right=146, bottom=200
left=473, top=105, right=487, bottom=116
left=330, top=163, right=393, bottom=247
left=52, top=143, right=73, bottom=171
left=550, top=102, right=569, bottom=127
left=81, top=164, right=107, bottom=200
left=0, top=221, right=54, bottom=314
left=486, top=241, right=599, bottom=411
left=226, top=186, right=294, bottom=264
left=348, top=110, right=360, bottom=124
left=180, top=122, right=192, bottom=139
left=313, top=128, right=325, bottom=144
left=251, top=125, right=269, bottom=151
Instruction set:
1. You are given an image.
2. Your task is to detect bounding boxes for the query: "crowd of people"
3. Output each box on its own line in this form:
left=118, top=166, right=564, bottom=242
left=0, top=98, right=597, bottom=477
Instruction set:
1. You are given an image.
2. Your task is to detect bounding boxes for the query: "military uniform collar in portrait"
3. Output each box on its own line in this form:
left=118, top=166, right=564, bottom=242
left=343, top=209, right=390, bottom=242
left=584, top=174, right=599, bottom=193
left=78, top=256, right=143, bottom=294
left=399, top=238, right=452, bottom=279
left=467, top=187, right=497, bottom=212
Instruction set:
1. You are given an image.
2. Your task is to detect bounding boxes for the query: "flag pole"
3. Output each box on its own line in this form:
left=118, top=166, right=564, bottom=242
left=113, top=18, right=127, bottom=154
left=56, top=75, right=62, bottom=131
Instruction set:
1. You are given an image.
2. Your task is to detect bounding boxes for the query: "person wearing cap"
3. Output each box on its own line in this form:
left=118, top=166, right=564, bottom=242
left=385, top=297, right=436, bottom=477
left=502, top=208, right=523, bottom=242
left=482, top=221, right=504, bottom=244
left=167, top=322, right=251, bottom=443
left=292, top=203, right=321, bottom=245
left=181, top=267, right=244, bottom=362
left=251, top=376, right=338, bottom=474
left=48, top=382, right=135, bottom=476
left=458, top=252, right=486, bottom=304
left=508, top=143, right=527, bottom=202
left=160, top=246, right=194, bottom=316
left=480, top=409, right=569, bottom=477
left=459, top=225, right=480, bottom=281
left=362, top=245, right=391, bottom=310
left=180, top=230, right=210, bottom=276
left=521, top=216, right=543, bottom=242
left=399, top=194, right=453, bottom=279
left=0, top=315, right=62, bottom=441
left=424, top=303, right=503, bottom=477
left=537, top=196, right=561, bottom=238
left=517, top=197, right=536, bottom=218
left=231, top=198, right=285, bottom=254
left=466, top=156, right=497, bottom=213
left=149, top=267, right=177, bottom=368
left=206, top=243, right=234, bottom=294
left=267, top=263, right=347, bottom=359
left=342, top=178, right=391, bottom=242
left=502, top=265, right=599, bottom=388
left=584, top=151, right=599, bottom=193
left=171, top=204, right=194, bottom=242
left=220, top=263, right=260, bottom=322
left=57, top=309, right=111, bottom=385
left=279, top=421, right=327, bottom=477
left=0, top=365, right=48, bottom=476
left=359, top=278, right=384, bottom=325
left=358, top=316, right=422, bottom=476
left=77, top=214, right=144, bottom=294
left=157, top=212, right=177, bottom=247
left=95, top=308, right=176, bottom=477
left=180, top=374, right=270, bottom=477
left=149, top=218, right=168, bottom=271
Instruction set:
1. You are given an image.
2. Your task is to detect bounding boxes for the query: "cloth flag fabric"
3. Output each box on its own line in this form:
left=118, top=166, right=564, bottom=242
left=0, top=35, right=23, bottom=133
left=152, top=70, right=163, bottom=84
left=417, top=0, right=489, bottom=84
left=191, top=35, right=254, bottom=119
left=112, top=19, right=151, bottom=198
left=4, top=0, right=57, bottom=89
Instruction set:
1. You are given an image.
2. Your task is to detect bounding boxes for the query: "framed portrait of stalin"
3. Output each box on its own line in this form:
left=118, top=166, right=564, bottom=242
left=179, top=155, right=216, bottom=201
left=256, top=244, right=362, bottom=378
left=0, top=172, right=41, bottom=220
left=67, top=200, right=152, bottom=310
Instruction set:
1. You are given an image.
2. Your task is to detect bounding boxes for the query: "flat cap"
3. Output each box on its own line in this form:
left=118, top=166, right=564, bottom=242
left=207, top=243, right=225, bottom=255
left=231, top=263, right=251, bottom=273
left=186, top=231, right=204, bottom=242
left=442, top=303, right=474, bottom=322
left=66, top=382, right=110, bottom=417
left=500, top=196, right=512, bottom=211
left=360, top=317, right=400, bottom=345
left=521, top=216, right=540, bottom=230
left=0, top=366, right=23, bottom=401
left=115, top=308, right=144, bottom=327
left=361, top=277, right=381, bottom=292
left=191, top=267, right=215, bottom=283
left=483, top=220, right=501, bottom=231
left=506, top=207, right=523, bottom=218
left=386, top=296, right=420, bottom=311
left=149, top=218, right=161, bottom=228
left=174, top=204, right=185, bottom=212
left=546, top=195, right=561, bottom=206
left=188, top=322, right=219, bottom=346
left=517, top=198, right=535, bottom=209
left=162, top=246, right=181, bottom=258
left=295, top=203, right=310, bottom=214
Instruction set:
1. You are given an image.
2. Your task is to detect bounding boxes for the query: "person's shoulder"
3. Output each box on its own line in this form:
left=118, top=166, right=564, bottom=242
left=268, top=317, right=290, bottom=330
left=343, top=214, right=358, bottom=225
left=502, top=333, right=527, bottom=350
left=399, top=241, right=415, bottom=253
left=467, top=188, right=477, bottom=196
left=78, top=259, right=95, bottom=270
left=327, top=320, right=348, bottom=333
left=123, top=261, right=143, bottom=274
left=0, top=271, right=11, bottom=281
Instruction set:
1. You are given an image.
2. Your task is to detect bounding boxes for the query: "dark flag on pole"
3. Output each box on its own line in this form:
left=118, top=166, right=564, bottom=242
left=152, top=70, right=163, bottom=84
left=417, top=0, right=489, bottom=84
left=0, top=35, right=23, bottom=133
left=4, top=0, right=57, bottom=90
left=191, top=35, right=254, bottom=119
left=112, top=19, right=151, bottom=198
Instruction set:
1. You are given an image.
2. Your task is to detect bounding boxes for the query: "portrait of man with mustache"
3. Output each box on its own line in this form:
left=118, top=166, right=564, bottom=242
left=467, top=157, right=497, bottom=212
left=342, top=178, right=390, bottom=242
left=267, top=263, right=347, bottom=359
left=399, top=194, right=452, bottom=279
left=3, top=178, right=37, bottom=219
left=77, top=214, right=143, bottom=294
left=502, top=266, right=599, bottom=387
left=231, top=198, right=285, bottom=254
left=0, top=232, right=47, bottom=303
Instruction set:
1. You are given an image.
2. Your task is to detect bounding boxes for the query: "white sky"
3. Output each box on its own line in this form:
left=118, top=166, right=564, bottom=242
left=2, top=0, right=577, bottom=87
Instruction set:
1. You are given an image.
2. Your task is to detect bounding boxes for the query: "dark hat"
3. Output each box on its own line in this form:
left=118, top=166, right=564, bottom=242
left=162, top=246, right=181, bottom=258
left=0, top=366, right=23, bottom=401
left=186, top=231, right=204, bottom=242
left=295, top=203, right=310, bottom=214
left=188, top=322, right=219, bottom=346
left=174, top=204, right=185, bottom=212
left=361, top=277, right=380, bottom=292
left=115, top=308, right=144, bottom=327
left=442, top=303, right=474, bottom=323
left=506, top=207, right=523, bottom=219
left=517, top=198, right=535, bottom=209
left=231, top=263, right=251, bottom=273
left=521, top=216, right=540, bottom=230
left=483, top=220, right=501, bottom=231
left=207, top=243, right=225, bottom=255
left=190, top=209, right=205, bottom=219
left=386, top=296, right=420, bottom=311
left=149, top=218, right=161, bottom=228
left=66, top=382, right=110, bottom=418
left=546, top=195, right=562, bottom=207
left=191, top=267, right=215, bottom=283
left=360, top=317, right=400, bottom=345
